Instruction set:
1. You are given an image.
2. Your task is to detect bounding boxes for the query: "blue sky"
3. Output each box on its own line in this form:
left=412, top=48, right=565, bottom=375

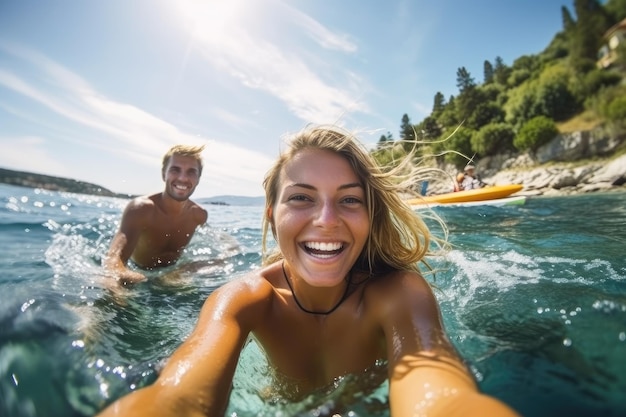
left=0, top=0, right=571, bottom=198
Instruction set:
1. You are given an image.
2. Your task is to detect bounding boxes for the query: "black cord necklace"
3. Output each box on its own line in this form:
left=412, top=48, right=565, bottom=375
left=281, top=261, right=351, bottom=315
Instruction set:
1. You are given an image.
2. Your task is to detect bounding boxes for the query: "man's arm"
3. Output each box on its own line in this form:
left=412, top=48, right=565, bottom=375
left=376, top=272, right=520, bottom=417
left=103, top=200, right=149, bottom=285
left=95, top=278, right=264, bottom=416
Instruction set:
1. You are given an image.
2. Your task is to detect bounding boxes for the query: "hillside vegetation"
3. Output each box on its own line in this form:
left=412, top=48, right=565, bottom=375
left=373, top=0, right=626, bottom=171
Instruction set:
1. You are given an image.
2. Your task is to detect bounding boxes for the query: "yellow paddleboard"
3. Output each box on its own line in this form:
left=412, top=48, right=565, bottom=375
left=407, top=184, right=524, bottom=206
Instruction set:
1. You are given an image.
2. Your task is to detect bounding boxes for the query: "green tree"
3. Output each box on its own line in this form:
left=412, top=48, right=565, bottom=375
left=456, top=67, right=476, bottom=92
left=561, top=6, right=576, bottom=32
left=483, top=60, right=494, bottom=84
left=535, top=79, right=579, bottom=121
left=569, top=0, right=611, bottom=70
left=400, top=114, right=417, bottom=153
left=437, top=96, right=459, bottom=128
left=416, top=116, right=442, bottom=140
left=604, top=0, right=626, bottom=22
left=508, top=69, right=532, bottom=88
left=606, top=95, right=626, bottom=122
left=377, top=132, right=393, bottom=149
left=514, top=116, right=559, bottom=152
left=444, top=127, right=475, bottom=167
left=432, top=92, right=446, bottom=116
left=471, top=123, right=515, bottom=156
left=493, top=56, right=511, bottom=86
left=468, top=102, right=505, bottom=129
left=512, top=55, right=538, bottom=72
left=400, top=114, right=415, bottom=141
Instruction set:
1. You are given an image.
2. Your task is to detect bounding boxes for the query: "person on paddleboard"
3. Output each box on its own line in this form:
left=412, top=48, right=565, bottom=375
left=103, top=144, right=208, bottom=285
left=460, top=164, right=487, bottom=190
left=96, top=125, right=519, bottom=417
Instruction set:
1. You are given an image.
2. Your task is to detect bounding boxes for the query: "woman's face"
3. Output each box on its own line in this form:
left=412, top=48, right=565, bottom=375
left=270, top=148, right=370, bottom=287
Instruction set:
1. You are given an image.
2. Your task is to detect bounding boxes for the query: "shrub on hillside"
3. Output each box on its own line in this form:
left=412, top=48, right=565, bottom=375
left=514, top=116, right=558, bottom=152
left=472, top=123, right=515, bottom=156
left=579, top=70, right=622, bottom=97
left=535, top=79, right=580, bottom=121
left=441, top=126, right=475, bottom=167
left=606, top=96, right=626, bottom=122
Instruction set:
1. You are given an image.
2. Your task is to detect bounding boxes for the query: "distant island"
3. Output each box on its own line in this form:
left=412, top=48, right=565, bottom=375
left=0, top=167, right=266, bottom=206
left=0, top=167, right=134, bottom=199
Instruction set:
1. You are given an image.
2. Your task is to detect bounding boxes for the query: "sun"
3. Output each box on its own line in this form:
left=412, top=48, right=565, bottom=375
left=170, top=0, right=248, bottom=42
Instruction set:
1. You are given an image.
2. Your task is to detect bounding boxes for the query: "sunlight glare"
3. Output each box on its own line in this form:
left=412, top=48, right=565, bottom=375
left=172, top=0, right=247, bottom=42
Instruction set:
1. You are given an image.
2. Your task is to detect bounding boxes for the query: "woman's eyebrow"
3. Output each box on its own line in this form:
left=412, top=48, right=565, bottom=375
left=338, top=182, right=362, bottom=190
left=287, top=182, right=362, bottom=191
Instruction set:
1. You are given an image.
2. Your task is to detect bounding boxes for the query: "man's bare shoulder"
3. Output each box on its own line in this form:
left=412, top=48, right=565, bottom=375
left=126, top=194, right=159, bottom=209
left=188, top=199, right=208, bottom=224
left=120, top=194, right=158, bottom=219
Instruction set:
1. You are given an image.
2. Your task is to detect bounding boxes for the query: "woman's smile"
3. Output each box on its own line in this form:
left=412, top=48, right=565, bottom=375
left=301, top=241, right=345, bottom=259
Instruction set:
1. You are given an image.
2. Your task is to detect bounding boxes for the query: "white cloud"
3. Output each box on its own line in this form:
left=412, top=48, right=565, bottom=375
left=169, top=0, right=369, bottom=124
left=280, top=2, right=357, bottom=53
left=0, top=135, right=71, bottom=177
left=0, top=41, right=275, bottom=196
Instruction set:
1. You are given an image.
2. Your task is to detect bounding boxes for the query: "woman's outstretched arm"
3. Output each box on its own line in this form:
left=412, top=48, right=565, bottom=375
left=96, top=278, right=266, bottom=417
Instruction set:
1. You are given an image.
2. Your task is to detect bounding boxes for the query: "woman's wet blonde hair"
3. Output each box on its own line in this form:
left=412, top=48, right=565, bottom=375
left=261, top=124, right=446, bottom=276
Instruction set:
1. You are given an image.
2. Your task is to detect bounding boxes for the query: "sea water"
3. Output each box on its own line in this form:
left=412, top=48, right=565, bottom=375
left=0, top=183, right=625, bottom=417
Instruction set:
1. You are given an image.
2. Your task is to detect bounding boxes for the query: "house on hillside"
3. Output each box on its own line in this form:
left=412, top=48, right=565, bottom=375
left=597, top=17, right=626, bottom=69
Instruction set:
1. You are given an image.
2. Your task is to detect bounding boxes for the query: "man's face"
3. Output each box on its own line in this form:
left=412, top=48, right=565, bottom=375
left=163, top=155, right=201, bottom=201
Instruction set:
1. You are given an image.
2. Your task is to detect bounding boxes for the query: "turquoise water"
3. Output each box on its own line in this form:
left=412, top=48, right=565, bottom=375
left=0, top=183, right=625, bottom=416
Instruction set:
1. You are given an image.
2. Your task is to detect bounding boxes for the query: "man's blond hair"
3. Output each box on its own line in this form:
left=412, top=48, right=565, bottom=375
left=161, top=144, right=205, bottom=178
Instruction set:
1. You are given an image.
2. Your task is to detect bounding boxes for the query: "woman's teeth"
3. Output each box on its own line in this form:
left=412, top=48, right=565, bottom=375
left=304, top=242, right=343, bottom=258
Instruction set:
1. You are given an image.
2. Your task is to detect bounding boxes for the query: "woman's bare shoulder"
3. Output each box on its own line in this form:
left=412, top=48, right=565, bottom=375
left=209, top=264, right=282, bottom=315
left=362, top=270, right=436, bottom=314
left=364, top=269, right=431, bottom=294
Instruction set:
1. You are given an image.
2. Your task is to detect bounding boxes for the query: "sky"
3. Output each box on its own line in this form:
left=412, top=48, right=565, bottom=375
left=0, top=0, right=573, bottom=198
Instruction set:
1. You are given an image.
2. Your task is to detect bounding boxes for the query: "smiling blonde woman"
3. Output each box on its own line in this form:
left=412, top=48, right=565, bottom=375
left=96, top=125, right=519, bottom=417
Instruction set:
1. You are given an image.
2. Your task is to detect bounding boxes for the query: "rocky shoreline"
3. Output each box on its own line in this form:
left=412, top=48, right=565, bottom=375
left=427, top=125, right=626, bottom=197
left=482, top=153, right=626, bottom=197
left=425, top=153, right=626, bottom=197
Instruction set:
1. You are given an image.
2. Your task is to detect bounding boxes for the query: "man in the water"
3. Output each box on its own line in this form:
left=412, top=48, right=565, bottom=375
left=103, top=144, right=208, bottom=285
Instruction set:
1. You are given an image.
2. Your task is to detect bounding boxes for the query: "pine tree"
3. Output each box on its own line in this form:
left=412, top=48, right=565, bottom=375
left=493, top=56, right=510, bottom=85
left=561, top=6, right=576, bottom=32
left=456, top=67, right=476, bottom=93
left=432, top=92, right=446, bottom=116
left=483, top=60, right=494, bottom=84
left=400, top=114, right=415, bottom=142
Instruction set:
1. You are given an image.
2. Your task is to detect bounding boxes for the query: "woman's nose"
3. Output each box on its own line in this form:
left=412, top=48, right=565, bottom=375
left=314, top=201, right=340, bottom=227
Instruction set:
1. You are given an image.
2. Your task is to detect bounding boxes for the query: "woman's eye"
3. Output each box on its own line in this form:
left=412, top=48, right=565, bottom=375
left=288, top=194, right=311, bottom=202
left=342, top=196, right=363, bottom=205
